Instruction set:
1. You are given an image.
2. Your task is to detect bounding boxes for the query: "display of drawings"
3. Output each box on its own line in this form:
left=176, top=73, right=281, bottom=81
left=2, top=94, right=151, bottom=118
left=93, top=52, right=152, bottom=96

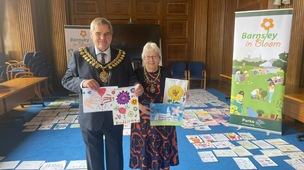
left=163, top=78, right=188, bottom=108
left=150, top=103, right=183, bottom=126
left=82, top=86, right=140, bottom=125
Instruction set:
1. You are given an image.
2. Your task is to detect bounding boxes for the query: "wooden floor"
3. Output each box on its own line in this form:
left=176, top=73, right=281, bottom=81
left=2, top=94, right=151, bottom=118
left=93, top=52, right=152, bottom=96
left=195, top=80, right=304, bottom=135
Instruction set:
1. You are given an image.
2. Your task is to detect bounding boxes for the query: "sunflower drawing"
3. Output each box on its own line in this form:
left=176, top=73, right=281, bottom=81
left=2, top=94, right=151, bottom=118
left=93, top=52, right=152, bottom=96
left=167, top=85, right=184, bottom=103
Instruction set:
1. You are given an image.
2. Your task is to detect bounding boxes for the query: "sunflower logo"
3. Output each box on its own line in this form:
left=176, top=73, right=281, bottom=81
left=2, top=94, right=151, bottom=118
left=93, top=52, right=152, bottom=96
left=80, top=30, right=87, bottom=38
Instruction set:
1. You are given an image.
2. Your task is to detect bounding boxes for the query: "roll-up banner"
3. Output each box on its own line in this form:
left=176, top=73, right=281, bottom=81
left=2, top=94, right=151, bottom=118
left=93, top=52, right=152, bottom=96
left=229, top=9, right=293, bottom=135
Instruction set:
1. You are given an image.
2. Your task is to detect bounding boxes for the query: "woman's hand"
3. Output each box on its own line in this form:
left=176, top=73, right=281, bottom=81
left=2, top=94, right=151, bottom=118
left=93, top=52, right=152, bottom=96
left=134, top=83, right=144, bottom=97
left=139, top=103, right=152, bottom=115
left=185, top=91, right=190, bottom=100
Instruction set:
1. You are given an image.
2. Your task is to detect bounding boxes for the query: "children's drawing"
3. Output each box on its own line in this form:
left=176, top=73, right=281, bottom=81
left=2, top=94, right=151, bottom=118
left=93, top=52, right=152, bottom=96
left=82, top=87, right=117, bottom=113
left=163, top=78, right=188, bottom=109
left=112, top=86, right=139, bottom=125
left=150, top=103, right=183, bottom=126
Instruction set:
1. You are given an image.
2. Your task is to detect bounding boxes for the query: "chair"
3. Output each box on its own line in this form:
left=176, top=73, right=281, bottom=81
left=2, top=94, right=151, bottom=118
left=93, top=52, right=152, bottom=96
left=22, top=52, right=35, bottom=67
left=14, top=71, right=34, bottom=78
left=171, top=62, right=187, bottom=80
left=187, top=61, right=207, bottom=89
left=0, top=53, right=8, bottom=82
left=5, top=61, right=31, bottom=80
left=28, top=51, right=43, bottom=69
left=297, top=134, right=304, bottom=141
left=36, top=65, right=54, bottom=96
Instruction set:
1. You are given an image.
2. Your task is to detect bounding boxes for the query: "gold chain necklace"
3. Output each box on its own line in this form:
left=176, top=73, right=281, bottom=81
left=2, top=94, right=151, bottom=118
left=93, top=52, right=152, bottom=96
left=144, top=66, right=160, bottom=93
left=79, top=47, right=125, bottom=83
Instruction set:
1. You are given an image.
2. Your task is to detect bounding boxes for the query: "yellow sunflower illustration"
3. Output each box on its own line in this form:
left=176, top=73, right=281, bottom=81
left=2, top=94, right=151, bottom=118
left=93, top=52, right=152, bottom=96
left=168, top=85, right=184, bottom=101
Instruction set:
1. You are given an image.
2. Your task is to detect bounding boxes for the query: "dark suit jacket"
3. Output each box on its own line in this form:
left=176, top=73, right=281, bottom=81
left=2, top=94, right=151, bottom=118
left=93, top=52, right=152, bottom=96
left=62, top=46, right=139, bottom=130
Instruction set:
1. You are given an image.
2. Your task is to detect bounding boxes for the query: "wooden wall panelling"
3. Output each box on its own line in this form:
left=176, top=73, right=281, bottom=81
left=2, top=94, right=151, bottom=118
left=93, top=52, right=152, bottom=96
left=0, top=0, right=4, bottom=52
left=285, top=0, right=304, bottom=87
left=31, top=0, right=53, bottom=63
left=206, top=0, right=225, bottom=80
left=103, top=0, right=132, bottom=23
left=163, top=0, right=193, bottom=66
left=68, top=0, right=100, bottom=25
left=49, top=0, right=68, bottom=91
left=18, top=0, right=36, bottom=57
left=133, top=0, right=162, bottom=24
left=2, top=0, right=23, bottom=60
left=236, top=0, right=264, bottom=11
left=221, top=0, right=237, bottom=78
left=192, top=0, right=208, bottom=63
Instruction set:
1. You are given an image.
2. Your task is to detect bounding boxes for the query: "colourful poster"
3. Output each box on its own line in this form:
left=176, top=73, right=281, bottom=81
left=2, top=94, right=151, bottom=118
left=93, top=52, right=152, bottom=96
left=112, top=86, right=140, bottom=125
left=163, top=78, right=188, bottom=109
left=150, top=103, right=183, bottom=126
left=82, top=86, right=117, bottom=113
left=230, top=9, right=293, bottom=134
left=64, top=25, right=92, bottom=65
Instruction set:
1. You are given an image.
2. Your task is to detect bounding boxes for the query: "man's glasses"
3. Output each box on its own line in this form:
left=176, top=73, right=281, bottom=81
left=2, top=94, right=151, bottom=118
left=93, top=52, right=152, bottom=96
left=145, top=56, right=159, bottom=60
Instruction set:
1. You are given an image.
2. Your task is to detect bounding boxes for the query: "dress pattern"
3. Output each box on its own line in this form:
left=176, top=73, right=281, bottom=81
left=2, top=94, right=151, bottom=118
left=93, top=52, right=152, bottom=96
left=129, top=68, right=179, bottom=170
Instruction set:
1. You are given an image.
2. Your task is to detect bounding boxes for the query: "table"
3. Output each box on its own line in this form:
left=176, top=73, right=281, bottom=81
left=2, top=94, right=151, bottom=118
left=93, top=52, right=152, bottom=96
left=0, top=77, right=48, bottom=116
left=283, top=87, right=304, bottom=123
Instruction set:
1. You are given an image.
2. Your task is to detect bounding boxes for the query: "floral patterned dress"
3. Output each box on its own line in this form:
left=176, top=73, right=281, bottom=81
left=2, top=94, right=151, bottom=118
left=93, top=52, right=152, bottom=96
left=129, top=67, right=179, bottom=170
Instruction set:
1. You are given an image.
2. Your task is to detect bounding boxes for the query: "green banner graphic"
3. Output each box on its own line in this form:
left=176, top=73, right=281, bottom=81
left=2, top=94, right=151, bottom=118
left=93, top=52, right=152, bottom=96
left=230, top=9, right=293, bottom=134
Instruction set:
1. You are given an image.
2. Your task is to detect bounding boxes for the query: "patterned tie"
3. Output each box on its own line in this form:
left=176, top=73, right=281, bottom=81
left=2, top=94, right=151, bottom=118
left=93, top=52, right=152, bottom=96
left=99, top=53, right=106, bottom=64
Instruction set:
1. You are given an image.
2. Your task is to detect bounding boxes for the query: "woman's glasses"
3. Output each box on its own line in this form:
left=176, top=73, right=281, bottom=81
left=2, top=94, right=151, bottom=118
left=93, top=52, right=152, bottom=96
left=145, top=56, right=159, bottom=60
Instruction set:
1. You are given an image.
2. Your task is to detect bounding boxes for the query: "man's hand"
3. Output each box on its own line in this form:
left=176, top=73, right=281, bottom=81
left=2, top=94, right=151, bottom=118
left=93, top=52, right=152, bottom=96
left=83, top=79, right=100, bottom=91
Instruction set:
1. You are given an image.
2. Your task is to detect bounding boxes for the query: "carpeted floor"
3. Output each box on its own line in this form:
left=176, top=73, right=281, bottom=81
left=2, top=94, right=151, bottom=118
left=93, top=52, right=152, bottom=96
left=0, top=88, right=304, bottom=169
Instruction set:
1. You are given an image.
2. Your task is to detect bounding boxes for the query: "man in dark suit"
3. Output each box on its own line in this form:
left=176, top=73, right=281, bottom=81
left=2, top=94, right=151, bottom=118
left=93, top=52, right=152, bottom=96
left=62, top=17, right=144, bottom=170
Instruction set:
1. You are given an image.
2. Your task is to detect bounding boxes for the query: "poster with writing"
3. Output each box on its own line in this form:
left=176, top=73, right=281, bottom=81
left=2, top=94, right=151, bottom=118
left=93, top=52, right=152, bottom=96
left=82, top=87, right=117, bottom=113
left=163, top=78, right=188, bottom=109
left=150, top=103, right=183, bottom=126
left=112, top=86, right=140, bottom=125
left=230, top=9, right=293, bottom=134
left=64, top=25, right=92, bottom=65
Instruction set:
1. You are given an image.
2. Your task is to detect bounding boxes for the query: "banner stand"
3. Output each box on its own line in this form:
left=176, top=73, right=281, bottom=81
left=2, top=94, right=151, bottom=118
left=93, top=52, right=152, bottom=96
left=229, top=9, right=293, bottom=135
left=229, top=124, right=282, bottom=136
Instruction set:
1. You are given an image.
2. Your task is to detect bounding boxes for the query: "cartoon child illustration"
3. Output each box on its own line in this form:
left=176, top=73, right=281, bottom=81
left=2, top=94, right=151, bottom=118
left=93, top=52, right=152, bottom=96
left=235, top=70, right=241, bottom=84
left=243, top=70, right=250, bottom=84
left=251, top=88, right=263, bottom=99
left=268, top=81, right=275, bottom=103
left=232, top=91, right=245, bottom=115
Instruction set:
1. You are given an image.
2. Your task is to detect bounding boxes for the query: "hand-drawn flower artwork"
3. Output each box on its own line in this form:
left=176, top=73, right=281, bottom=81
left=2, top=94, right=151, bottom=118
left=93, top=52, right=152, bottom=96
left=130, top=87, right=135, bottom=93
left=171, top=106, right=182, bottom=116
left=118, top=107, right=126, bottom=114
left=167, top=85, right=184, bottom=103
left=128, top=111, right=134, bottom=117
left=116, top=91, right=131, bottom=105
left=112, top=87, right=140, bottom=125
left=131, top=99, right=138, bottom=105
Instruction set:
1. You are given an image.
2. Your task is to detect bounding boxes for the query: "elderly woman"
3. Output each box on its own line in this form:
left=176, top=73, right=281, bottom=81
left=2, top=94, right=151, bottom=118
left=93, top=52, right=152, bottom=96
left=129, top=42, right=179, bottom=170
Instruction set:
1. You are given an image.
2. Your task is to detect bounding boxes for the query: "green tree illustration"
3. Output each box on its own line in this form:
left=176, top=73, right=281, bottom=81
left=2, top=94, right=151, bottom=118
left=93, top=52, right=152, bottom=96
left=272, top=52, right=288, bottom=85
